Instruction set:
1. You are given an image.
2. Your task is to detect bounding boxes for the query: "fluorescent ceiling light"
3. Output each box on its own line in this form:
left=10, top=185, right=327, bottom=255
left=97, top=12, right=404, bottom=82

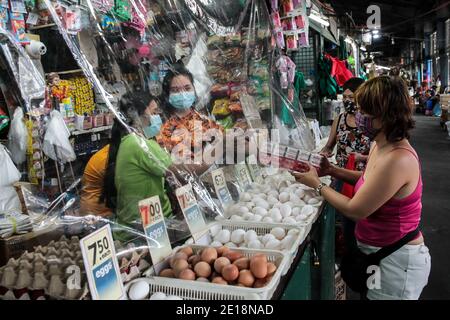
left=373, top=34, right=380, bottom=39
left=372, top=30, right=379, bottom=34
left=360, top=46, right=367, bottom=51
left=309, top=13, right=330, bottom=27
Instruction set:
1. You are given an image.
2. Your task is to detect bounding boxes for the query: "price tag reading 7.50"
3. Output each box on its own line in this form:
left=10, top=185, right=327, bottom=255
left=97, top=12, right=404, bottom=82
left=80, top=225, right=124, bottom=300
left=176, top=184, right=207, bottom=241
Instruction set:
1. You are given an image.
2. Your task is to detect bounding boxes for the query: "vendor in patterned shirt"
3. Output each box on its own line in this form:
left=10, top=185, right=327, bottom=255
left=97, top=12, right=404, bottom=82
left=157, top=64, right=223, bottom=160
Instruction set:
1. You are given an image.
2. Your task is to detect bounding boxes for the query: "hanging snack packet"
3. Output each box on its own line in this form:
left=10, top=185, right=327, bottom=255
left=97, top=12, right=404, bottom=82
left=10, top=13, right=29, bottom=45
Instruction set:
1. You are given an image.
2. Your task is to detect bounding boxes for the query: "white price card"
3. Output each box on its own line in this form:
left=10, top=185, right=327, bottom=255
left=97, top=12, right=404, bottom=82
left=176, top=184, right=208, bottom=241
left=246, top=154, right=263, bottom=183
left=138, top=196, right=172, bottom=268
left=80, top=225, right=124, bottom=300
left=235, top=162, right=252, bottom=190
left=211, top=168, right=233, bottom=207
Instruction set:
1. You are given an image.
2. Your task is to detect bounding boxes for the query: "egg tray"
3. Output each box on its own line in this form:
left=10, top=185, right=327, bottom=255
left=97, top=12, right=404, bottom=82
left=188, top=221, right=308, bottom=275
left=144, top=245, right=288, bottom=300
left=0, top=235, right=88, bottom=300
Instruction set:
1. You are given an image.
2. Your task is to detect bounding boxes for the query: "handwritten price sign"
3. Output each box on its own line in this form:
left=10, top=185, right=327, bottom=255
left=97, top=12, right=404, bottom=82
left=80, top=225, right=124, bottom=300
left=139, top=196, right=172, bottom=266
left=246, top=155, right=263, bottom=184
left=176, top=184, right=207, bottom=241
left=235, top=162, right=252, bottom=191
left=212, top=168, right=232, bottom=207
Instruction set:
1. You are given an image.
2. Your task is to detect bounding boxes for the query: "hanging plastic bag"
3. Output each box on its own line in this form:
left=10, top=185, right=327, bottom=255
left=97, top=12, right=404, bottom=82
left=341, top=153, right=356, bottom=198
left=0, top=187, right=21, bottom=212
left=42, top=110, right=76, bottom=163
left=0, top=144, right=21, bottom=187
left=8, top=107, right=28, bottom=165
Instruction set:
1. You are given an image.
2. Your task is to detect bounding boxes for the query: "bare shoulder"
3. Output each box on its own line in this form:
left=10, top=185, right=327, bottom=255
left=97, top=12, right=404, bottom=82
left=381, top=146, right=420, bottom=174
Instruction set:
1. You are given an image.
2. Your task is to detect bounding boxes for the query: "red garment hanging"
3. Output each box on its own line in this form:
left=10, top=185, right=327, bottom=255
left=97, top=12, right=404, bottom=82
left=325, top=54, right=354, bottom=87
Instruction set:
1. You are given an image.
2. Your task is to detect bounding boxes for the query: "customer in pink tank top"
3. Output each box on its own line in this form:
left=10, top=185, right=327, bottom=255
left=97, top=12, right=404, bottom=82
left=294, top=76, right=431, bottom=300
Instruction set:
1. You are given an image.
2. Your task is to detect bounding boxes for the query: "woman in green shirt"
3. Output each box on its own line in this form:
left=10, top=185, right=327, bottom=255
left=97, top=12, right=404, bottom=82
left=102, top=91, right=171, bottom=240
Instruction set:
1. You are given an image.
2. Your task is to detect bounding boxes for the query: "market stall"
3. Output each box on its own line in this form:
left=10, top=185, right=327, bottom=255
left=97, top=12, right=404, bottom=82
left=0, top=0, right=337, bottom=300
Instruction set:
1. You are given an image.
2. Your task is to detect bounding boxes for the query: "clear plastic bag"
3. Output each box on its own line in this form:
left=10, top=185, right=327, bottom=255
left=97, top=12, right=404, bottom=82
left=8, top=107, right=28, bottom=165
left=42, top=110, right=76, bottom=163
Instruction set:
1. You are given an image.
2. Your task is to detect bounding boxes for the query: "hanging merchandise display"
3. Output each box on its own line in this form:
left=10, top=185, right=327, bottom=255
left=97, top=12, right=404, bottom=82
left=0, top=0, right=340, bottom=301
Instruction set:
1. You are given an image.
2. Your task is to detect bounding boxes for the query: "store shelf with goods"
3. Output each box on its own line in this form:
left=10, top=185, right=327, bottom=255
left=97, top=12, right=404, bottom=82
left=70, top=125, right=112, bottom=136
left=45, top=69, right=84, bottom=76
left=28, top=23, right=57, bottom=31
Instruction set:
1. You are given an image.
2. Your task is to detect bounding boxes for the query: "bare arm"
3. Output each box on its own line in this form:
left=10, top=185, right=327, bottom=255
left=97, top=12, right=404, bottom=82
left=294, top=151, right=415, bottom=221
left=329, top=165, right=363, bottom=186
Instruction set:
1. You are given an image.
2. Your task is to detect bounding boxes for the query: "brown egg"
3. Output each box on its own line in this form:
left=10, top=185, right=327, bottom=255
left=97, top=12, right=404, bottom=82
left=179, top=247, right=194, bottom=258
left=211, top=277, right=228, bottom=285
left=188, top=254, right=201, bottom=267
left=267, top=262, right=277, bottom=276
left=223, top=251, right=243, bottom=263
left=194, top=261, right=212, bottom=278
left=217, top=246, right=230, bottom=257
left=201, top=248, right=218, bottom=264
left=214, top=257, right=231, bottom=273
left=253, top=278, right=266, bottom=288
left=250, top=255, right=268, bottom=279
left=238, top=270, right=255, bottom=288
left=172, top=259, right=189, bottom=277
left=178, top=268, right=196, bottom=281
left=159, top=268, right=175, bottom=278
left=170, top=252, right=188, bottom=268
left=233, top=257, right=250, bottom=270
left=222, top=264, right=239, bottom=282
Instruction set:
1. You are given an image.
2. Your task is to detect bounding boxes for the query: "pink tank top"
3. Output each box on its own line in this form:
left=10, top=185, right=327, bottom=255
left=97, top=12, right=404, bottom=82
left=354, top=147, right=423, bottom=247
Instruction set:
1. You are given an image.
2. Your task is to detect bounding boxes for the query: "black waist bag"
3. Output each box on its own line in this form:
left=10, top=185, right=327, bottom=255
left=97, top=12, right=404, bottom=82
left=341, top=227, right=420, bottom=294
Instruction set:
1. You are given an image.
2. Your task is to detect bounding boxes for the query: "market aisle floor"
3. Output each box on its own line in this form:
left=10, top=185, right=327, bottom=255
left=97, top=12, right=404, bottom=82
left=410, top=115, right=450, bottom=299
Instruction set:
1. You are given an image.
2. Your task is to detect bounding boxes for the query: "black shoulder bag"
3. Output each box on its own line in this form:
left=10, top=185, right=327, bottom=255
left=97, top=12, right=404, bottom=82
left=340, top=227, right=420, bottom=295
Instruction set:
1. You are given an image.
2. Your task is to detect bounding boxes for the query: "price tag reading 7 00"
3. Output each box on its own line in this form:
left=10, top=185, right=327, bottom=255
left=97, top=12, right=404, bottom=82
left=176, top=185, right=196, bottom=210
left=139, top=196, right=163, bottom=227
left=176, top=184, right=207, bottom=240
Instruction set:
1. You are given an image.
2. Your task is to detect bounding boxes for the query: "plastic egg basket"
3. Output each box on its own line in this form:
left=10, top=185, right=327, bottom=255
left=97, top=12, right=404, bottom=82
left=145, top=245, right=288, bottom=300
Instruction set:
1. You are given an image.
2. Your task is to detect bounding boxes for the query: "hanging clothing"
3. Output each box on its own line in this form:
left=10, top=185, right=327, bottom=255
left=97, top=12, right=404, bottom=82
left=326, top=54, right=354, bottom=87
left=275, top=55, right=296, bottom=89
left=318, top=54, right=338, bottom=99
left=281, top=71, right=306, bottom=127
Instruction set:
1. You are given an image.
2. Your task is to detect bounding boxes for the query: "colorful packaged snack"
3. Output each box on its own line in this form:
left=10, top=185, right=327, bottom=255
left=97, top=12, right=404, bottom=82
left=271, top=11, right=281, bottom=28
left=286, top=35, right=298, bottom=50
left=282, top=0, right=294, bottom=15
left=10, top=13, right=29, bottom=44
left=295, top=15, right=305, bottom=29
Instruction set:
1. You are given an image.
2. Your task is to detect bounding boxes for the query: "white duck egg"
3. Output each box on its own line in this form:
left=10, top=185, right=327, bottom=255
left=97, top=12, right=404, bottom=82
left=270, top=227, right=286, bottom=240
left=308, top=198, right=320, bottom=205
left=265, top=239, right=281, bottom=250
left=240, top=192, right=252, bottom=202
left=282, top=217, right=297, bottom=224
left=248, top=240, right=263, bottom=249
left=231, top=229, right=246, bottom=244
left=238, top=206, right=250, bottom=215
left=288, top=228, right=300, bottom=236
left=296, top=214, right=308, bottom=222
left=225, top=242, right=237, bottom=248
left=253, top=207, right=268, bottom=216
left=267, top=196, right=279, bottom=206
left=242, top=212, right=255, bottom=221
left=230, top=215, right=244, bottom=221
left=210, top=224, right=222, bottom=237
left=267, top=190, right=279, bottom=198
left=301, top=205, right=315, bottom=216
left=210, top=241, right=223, bottom=247
left=289, top=193, right=301, bottom=203
left=149, top=292, right=167, bottom=300
left=270, top=210, right=283, bottom=223
left=249, top=214, right=263, bottom=222
left=280, top=204, right=292, bottom=218
left=261, top=233, right=276, bottom=245
left=279, top=192, right=289, bottom=203
left=292, top=207, right=302, bottom=216
left=281, top=235, right=296, bottom=250
left=262, top=217, right=274, bottom=223
left=244, top=230, right=258, bottom=244
left=295, top=189, right=305, bottom=199
left=292, top=200, right=306, bottom=207
left=254, top=199, right=269, bottom=210
left=215, top=229, right=231, bottom=244
left=129, top=280, right=150, bottom=300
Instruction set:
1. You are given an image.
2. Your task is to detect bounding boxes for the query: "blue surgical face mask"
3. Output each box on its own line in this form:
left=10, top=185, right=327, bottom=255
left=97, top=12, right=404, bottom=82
left=143, top=114, right=162, bottom=138
left=169, top=91, right=196, bottom=110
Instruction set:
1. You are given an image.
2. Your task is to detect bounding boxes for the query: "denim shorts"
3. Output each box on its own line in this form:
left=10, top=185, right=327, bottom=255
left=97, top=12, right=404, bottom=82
left=357, top=241, right=431, bottom=300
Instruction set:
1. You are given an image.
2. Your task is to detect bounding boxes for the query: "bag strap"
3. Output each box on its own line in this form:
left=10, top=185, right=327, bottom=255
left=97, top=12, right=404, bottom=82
left=369, top=227, right=420, bottom=264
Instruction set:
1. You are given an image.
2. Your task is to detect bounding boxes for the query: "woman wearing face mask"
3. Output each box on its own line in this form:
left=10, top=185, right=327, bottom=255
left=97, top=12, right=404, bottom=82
left=320, top=77, right=371, bottom=171
left=294, top=76, right=431, bottom=300
left=101, top=91, right=172, bottom=240
left=157, top=64, right=223, bottom=155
